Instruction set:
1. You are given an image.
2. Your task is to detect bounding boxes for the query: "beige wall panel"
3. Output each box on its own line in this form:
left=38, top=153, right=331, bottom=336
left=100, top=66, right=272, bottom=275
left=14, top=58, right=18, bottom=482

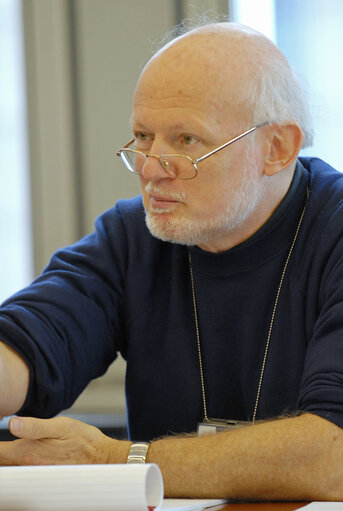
left=181, top=0, right=228, bottom=19
left=23, top=0, right=79, bottom=274
left=73, top=0, right=177, bottom=234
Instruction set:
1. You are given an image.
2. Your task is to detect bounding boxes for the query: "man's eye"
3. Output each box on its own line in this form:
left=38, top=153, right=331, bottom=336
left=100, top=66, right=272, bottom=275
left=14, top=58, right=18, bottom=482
left=134, top=132, right=149, bottom=142
left=181, top=135, right=198, bottom=145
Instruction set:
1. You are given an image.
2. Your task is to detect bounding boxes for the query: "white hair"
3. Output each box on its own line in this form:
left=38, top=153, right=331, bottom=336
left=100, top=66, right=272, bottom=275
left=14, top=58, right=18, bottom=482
left=240, top=29, right=314, bottom=148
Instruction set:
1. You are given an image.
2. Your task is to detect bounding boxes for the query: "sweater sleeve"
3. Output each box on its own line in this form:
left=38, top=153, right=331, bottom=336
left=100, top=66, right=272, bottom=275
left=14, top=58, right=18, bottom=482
left=0, top=201, right=132, bottom=418
left=297, top=203, right=343, bottom=429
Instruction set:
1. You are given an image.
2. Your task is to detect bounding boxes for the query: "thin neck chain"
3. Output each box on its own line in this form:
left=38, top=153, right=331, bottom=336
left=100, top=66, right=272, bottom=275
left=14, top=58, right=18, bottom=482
left=188, top=186, right=309, bottom=425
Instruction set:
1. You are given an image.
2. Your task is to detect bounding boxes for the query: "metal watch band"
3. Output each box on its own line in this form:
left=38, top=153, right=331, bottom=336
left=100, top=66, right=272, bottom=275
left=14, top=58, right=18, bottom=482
left=127, top=442, right=150, bottom=464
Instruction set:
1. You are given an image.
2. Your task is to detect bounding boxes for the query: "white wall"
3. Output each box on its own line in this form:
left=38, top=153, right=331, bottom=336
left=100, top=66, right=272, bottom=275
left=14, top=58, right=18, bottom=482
left=276, top=0, right=343, bottom=171
left=0, top=0, right=32, bottom=303
left=230, top=0, right=343, bottom=172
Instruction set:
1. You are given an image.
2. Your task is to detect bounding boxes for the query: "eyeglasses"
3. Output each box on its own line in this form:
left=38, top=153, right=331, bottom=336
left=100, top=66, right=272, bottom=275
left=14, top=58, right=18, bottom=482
left=116, top=123, right=267, bottom=180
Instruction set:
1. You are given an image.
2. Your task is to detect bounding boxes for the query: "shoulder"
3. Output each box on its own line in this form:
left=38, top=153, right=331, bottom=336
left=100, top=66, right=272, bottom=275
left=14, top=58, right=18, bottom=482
left=91, top=195, right=165, bottom=258
left=42, top=195, right=158, bottom=276
left=297, top=157, right=343, bottom=284
left=299, top=157, right=343, bottom=228
left=300, top=156, right=343, bottom=199
left=93, top=195, right=148, bottom=242
left=96, top=195, right=145, bottom=227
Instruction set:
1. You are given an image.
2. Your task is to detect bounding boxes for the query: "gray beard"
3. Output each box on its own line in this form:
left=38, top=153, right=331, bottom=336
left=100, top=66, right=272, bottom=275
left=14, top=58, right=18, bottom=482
left=144, top=162, right=264, bottom=247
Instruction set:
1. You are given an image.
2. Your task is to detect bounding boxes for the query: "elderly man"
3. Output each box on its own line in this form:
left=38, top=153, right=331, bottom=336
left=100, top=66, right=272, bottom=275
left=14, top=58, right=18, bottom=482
left=1, top=21, right=343, bottom=500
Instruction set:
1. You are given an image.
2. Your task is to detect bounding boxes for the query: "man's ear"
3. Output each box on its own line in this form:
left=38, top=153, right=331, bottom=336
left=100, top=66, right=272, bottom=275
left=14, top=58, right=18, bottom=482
left=264, top=123, right=304, bottom=176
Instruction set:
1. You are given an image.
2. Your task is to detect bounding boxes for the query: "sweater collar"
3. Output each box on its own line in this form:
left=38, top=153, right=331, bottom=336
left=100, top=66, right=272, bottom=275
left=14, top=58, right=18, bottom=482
left=189, top=161, right=308, bottom=275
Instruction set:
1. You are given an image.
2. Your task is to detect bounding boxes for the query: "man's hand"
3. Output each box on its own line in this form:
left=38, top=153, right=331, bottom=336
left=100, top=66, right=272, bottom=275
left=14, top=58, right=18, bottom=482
left=0, top=416, right=131, bottom=466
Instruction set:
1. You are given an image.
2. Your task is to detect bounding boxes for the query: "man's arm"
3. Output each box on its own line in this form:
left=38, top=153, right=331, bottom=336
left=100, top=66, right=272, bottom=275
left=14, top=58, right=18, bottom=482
left=0, top=340, right=29, bottom=416
left=144, top=413, right=343, bottom=500
left=3, top=412, right=343, bottom=500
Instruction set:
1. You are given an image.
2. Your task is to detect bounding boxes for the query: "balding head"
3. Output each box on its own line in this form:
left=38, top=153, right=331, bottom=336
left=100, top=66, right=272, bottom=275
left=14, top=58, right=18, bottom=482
left=135, top=22, right=313, bottom=147
left=130, top=22, right=309, bottom=252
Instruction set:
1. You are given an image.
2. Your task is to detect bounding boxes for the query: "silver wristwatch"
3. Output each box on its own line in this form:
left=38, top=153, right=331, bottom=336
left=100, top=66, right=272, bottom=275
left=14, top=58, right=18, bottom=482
left=127, top=442, right=150, bottom=464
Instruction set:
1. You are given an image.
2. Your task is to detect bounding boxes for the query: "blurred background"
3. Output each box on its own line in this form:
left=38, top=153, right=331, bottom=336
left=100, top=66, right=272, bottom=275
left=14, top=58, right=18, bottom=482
left=1, top=0, right=343, bottom=425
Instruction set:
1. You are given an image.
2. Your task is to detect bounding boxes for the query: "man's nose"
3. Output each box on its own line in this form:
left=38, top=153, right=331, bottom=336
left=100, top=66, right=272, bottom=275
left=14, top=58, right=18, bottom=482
left=141, top=154, right=171, bottom=181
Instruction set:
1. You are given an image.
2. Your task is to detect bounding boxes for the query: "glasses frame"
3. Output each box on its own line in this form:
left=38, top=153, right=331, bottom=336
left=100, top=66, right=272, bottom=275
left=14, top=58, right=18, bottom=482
left=116, top=122, right=268, bottom=180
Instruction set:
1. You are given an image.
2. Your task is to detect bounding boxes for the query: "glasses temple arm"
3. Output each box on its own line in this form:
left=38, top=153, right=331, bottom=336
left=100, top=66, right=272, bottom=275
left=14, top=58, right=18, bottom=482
left=194, top=122, right=271, bottom=164
left=194, top=126, right=258, bottom=164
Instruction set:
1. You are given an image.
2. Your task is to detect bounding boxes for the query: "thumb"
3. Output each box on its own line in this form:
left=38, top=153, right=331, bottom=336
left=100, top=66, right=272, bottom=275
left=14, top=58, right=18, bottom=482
left=9, top=416, right=62, bottom=440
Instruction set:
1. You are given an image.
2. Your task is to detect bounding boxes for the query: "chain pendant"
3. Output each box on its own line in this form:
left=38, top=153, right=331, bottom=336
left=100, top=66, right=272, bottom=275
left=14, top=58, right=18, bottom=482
left=198, top=418, right=252, bottom=436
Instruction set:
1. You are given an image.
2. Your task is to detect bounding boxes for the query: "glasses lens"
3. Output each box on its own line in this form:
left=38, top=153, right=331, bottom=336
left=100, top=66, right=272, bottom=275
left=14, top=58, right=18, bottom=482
left=159, top=155, right=196, bottom=179
left=120, top=150, right=196, bottom=179
left=121, top=150, right=146, bottom=174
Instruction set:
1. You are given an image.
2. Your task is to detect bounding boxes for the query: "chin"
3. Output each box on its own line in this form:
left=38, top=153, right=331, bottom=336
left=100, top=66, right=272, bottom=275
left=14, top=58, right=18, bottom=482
left=145, top=210, right=214, bottom=246
left=145, top=211, right=187, bottom=244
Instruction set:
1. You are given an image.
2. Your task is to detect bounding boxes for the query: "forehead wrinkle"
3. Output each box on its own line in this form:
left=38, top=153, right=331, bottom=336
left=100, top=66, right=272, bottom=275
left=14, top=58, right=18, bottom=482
left=133, top=87, right=232, bottom=129
left=132, top=119, right=191, bottom=132
left=134, top=89, right=216, bottom=107
left=132, top=104, right=221, bottom=136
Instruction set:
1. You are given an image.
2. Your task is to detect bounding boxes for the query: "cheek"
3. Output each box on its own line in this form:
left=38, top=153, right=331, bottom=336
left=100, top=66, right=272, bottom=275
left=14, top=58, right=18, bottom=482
left=189, top=180, right=231, bottom=215
left=192, top=160, right=234, bottom=201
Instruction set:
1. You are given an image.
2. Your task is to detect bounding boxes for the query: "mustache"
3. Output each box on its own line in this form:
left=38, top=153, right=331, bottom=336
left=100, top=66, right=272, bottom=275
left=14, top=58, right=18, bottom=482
left=144, top=182, right=186, bottom=202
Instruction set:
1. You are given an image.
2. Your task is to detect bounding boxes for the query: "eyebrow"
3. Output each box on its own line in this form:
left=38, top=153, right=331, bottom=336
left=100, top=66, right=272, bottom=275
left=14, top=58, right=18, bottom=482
left=130, top=118, right=200, bottom=133
left=130, top=119, right=149, bottom=130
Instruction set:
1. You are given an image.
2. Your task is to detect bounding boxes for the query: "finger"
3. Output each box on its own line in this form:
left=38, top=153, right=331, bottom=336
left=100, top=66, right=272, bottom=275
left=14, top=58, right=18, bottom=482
left=9, top=416, right=67, bottom=440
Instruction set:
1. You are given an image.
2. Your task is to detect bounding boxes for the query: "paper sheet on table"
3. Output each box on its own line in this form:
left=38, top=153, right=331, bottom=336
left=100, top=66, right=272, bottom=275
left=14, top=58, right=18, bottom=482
left=301, top=503, right=343, bottom=510
left=0, top=463, right=163, bottom=511
left=161, top=499, right=227, bottom=510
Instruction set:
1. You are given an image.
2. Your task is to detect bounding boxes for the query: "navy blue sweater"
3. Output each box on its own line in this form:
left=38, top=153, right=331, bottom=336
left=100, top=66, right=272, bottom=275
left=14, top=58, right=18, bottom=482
left=1, top=157, right=343, bottom=441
